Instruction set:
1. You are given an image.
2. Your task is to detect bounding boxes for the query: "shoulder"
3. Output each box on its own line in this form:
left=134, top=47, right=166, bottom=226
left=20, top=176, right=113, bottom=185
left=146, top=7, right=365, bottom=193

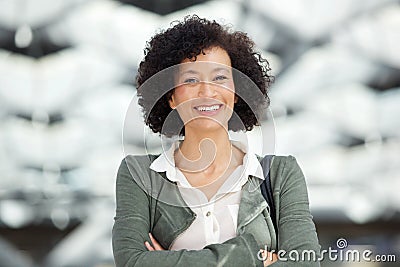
left=116, top=154, right=163, bottom=195
left=120, top=154, right=160, bottom=169
left=122, top=153, right=159, bottom=163
left=257, top=154, right=301, bottom=175
left=258, top=154, right=299, bottom=171
left=270, top=154, right=300, bottom=168
left=269, top=155, right=305, bottom=189
left=117, top=154, right=161, bottom=181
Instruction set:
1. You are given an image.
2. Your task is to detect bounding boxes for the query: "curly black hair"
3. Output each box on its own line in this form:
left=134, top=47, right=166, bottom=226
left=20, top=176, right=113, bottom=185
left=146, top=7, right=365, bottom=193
left=136, top=15, right=273, bottom=137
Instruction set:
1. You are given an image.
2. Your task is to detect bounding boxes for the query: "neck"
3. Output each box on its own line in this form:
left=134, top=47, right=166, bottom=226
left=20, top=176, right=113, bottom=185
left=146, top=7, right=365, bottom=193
left=175, top=126, right=236, bottom=174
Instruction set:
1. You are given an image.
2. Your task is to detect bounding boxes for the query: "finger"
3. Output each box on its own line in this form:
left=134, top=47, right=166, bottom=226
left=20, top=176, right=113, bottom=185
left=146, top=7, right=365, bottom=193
left=149, top=233, right=165, bottom=251
left=149, top=233, right=164, bottom=250
left=262, top=251, right=277, bottom=266
left=145, top=241, right=154, bottom=251
left=271, top=252, right=278, bottom=262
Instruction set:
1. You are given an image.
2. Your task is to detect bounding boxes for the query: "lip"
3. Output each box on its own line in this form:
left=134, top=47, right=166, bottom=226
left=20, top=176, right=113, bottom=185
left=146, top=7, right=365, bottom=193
left=193, top=104, right=223, bottom=116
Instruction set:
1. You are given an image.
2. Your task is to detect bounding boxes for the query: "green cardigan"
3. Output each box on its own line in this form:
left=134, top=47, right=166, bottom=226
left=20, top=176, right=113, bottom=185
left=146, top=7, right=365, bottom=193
left=112, top=154, right=321, bottom=266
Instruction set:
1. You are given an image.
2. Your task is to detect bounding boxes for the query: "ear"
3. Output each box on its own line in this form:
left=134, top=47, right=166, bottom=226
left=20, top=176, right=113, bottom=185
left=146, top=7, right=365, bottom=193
left=234, top=94, right=238, bottom=103
left=169, top=94, right=176, bottom=109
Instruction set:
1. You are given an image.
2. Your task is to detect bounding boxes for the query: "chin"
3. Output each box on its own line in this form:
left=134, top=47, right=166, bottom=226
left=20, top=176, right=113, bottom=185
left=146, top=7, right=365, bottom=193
left=188, top=118, right=228, bottom=132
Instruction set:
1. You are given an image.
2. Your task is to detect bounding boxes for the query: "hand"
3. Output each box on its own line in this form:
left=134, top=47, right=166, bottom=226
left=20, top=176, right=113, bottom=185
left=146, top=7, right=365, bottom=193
left=145, top=233, right=165, bottom=251
left=261, top=250, right=278, bottom=266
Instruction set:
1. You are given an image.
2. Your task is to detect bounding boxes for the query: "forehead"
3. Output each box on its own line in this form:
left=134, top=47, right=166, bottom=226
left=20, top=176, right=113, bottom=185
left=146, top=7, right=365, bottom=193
left=179, top=46, right=232, bottom=72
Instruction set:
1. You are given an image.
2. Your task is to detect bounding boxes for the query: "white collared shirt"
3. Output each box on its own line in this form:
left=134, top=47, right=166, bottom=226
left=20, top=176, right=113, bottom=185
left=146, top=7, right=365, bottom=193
left=150, top=140, right=264, bottom=250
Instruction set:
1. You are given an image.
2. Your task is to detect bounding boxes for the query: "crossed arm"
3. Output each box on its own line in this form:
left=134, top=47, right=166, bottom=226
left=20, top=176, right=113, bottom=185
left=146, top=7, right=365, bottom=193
left=112, top=156, right=320, bottom=267
left=145, top=232, right=277, bottom=266
left=112, top=158, right=265, bottom=267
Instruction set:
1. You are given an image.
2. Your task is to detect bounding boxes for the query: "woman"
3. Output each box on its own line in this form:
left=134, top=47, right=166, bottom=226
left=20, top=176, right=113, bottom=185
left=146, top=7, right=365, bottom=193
left=112, top=15, right=321, bottom=266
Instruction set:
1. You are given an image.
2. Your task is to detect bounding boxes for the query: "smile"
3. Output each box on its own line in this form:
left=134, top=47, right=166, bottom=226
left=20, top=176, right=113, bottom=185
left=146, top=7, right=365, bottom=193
left=194, top=104, right=223, bottom=112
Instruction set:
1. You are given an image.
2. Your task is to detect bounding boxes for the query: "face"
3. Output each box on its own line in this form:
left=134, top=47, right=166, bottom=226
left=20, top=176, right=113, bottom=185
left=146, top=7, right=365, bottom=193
left=169, top=46, right=237, bottom=133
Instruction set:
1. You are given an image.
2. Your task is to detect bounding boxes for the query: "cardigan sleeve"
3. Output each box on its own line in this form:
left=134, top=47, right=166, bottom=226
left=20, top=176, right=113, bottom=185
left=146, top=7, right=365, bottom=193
left=112, top=157, right=264, bottom=267
left=269, top=155, right=321, bottom=266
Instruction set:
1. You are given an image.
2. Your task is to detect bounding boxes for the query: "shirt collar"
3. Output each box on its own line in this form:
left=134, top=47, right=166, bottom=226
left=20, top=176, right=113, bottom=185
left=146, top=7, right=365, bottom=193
left=149, top=140, right=180, bottom=184
left=149, top=139, right=265, bottom=190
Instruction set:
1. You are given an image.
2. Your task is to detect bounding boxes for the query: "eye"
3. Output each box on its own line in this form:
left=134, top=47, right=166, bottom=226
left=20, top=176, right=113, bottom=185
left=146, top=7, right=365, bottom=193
left=183, top=77, right=199, bottom=84
left=213, top=75, right=228, bottom=81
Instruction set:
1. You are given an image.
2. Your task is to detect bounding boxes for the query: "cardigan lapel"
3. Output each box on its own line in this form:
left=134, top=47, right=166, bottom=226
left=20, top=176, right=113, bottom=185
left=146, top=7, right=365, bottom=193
left=237, top=175, right=268, bottom=233
left=151, top=170, right=196, bottom=249
left=147, top=154, right=268, bottom=248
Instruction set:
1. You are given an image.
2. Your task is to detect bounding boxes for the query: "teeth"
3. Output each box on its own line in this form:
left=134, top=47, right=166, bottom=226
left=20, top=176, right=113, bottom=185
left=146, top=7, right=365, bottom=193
left=196, top=105, right=221, bottom=112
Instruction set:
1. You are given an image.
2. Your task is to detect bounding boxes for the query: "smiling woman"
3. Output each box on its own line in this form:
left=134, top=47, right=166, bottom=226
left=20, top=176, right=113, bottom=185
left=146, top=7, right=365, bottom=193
left=136, top=15, right=272, bottom=138
left=171, top=48, right=236, bottom=135
left=112, top=15, right=321, bottom=267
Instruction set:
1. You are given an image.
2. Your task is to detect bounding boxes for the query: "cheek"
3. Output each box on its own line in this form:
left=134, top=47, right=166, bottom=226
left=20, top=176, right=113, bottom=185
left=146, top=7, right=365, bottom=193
left=224, top=81, right=235, bottom=97
left=172, top=86, right=193, bottom=102
left=171, top=86, right=197, bottom=112
left=216, top=80, right=235, bottom=96
left=223, top=86, right=236, bottom=104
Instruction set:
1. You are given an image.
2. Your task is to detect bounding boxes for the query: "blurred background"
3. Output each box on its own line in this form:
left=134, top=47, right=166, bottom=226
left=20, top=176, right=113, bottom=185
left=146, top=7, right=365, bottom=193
left=0, top=0, right=399, bottom=266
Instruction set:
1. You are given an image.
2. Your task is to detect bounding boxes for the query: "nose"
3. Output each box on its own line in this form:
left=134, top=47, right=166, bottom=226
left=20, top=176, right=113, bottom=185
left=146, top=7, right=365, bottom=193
left=198, top=81, right=216, bottom=97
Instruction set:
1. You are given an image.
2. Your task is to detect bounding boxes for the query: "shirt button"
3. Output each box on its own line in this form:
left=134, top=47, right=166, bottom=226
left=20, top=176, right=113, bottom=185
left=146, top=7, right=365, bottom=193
left=206, top=211, right=211, bottom=217
left=238, top=227, right=245, bottom=234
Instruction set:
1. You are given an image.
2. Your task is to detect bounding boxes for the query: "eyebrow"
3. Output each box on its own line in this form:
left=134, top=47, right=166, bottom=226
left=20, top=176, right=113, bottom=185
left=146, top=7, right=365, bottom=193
left=179, top=69, right=199, bottom=75
left=212, top=67, right=231, bottom=73
left=179, top=67, right=231, bottom=76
